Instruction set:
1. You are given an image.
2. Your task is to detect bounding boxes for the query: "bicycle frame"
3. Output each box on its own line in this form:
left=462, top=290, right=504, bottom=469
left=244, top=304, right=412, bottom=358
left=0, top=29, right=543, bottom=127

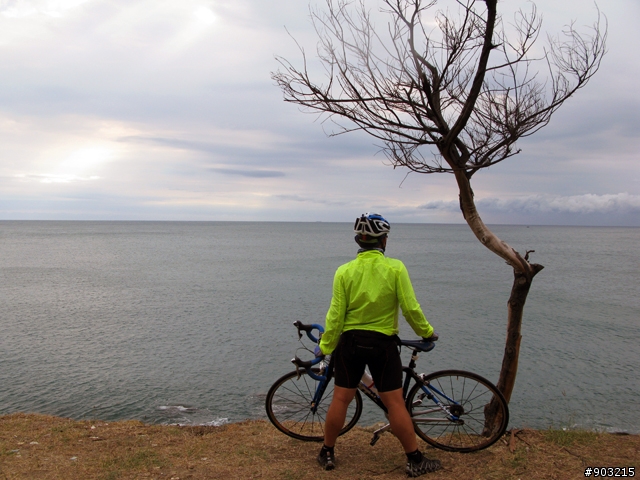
left=293, top=340, right=462, bottom=425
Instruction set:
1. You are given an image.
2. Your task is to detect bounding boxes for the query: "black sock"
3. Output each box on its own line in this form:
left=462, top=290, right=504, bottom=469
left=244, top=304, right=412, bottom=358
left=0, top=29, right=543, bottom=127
left=320, top=444, right=335, bottom=455
left=406, top=449, right=423, bottom=463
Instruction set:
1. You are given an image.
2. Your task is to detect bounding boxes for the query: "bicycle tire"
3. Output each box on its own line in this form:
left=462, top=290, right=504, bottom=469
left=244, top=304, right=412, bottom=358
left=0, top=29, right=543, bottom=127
left=406, top=369, right=509, bottom=452
left=265, top=369, right=363, bottom=441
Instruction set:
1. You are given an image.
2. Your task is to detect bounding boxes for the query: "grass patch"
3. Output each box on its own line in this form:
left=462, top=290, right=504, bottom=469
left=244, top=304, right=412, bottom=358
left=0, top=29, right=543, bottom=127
left=504, top=447, right=528, bottom=470
left=102, top=448, right=166, bottom=471
left=280, top=470, right=306, bottom=480
left=543, top=427, right=599, bottom=447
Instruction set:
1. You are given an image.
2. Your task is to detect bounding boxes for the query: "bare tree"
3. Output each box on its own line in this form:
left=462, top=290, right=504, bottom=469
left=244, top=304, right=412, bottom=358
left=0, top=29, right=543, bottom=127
left=273, top=0, right=606, bottom=424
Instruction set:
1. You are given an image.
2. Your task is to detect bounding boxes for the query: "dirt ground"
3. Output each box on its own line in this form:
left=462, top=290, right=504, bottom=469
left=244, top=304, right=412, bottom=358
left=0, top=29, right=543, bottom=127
left=0, top=413, right=638, bottom=479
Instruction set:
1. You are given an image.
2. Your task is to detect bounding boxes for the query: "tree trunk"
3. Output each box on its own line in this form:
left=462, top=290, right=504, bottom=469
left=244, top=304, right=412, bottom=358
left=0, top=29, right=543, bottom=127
left=497, top=264, right=543, bottom=402
left=452, top=169, right=544, bottom=430
left=484, top=262, right=543, bottom=433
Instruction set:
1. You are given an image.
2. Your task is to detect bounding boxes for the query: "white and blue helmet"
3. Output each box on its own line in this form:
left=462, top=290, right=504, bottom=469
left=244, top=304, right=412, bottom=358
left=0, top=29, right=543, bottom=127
left=354, top=213, right=390, bottom=238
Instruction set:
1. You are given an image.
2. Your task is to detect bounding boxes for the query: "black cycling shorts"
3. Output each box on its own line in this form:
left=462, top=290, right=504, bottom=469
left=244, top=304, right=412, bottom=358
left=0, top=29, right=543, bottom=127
left=332, top=329, right=402, bottom=392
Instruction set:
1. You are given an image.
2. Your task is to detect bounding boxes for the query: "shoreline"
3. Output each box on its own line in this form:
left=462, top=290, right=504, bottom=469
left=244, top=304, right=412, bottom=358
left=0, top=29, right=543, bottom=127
left=1, top=413, right=638, bottom=479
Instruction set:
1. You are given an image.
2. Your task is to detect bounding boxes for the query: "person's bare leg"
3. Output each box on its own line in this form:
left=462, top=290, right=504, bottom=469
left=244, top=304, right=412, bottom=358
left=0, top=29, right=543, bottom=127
left=323, top=386, right=357, bottom=447
left=378, top=388, right=419, bottom=453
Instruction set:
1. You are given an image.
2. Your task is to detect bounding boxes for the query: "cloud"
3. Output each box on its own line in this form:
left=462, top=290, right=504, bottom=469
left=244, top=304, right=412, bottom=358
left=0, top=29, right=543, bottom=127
left=273, top=194, right=349, bottom=207
left=419, top=193, right=640, bottom=215
left=209, top=167, right=285, bottom=178
left=0, top=0, right=91, bottom=18
left=118, top=132, right=288, bottom=155
left=13, top=173, right=100, bottom=183
left=418, top=199, right=460, bottom=212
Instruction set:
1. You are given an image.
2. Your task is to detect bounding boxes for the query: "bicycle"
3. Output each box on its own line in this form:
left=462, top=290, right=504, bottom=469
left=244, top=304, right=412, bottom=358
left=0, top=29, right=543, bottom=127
left=265, top=321, right=509, bottom=453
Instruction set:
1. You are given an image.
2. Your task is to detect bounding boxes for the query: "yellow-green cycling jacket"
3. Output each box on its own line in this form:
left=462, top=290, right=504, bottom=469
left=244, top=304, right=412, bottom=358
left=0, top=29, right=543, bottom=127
left=319, top=249, right=434, bottom=355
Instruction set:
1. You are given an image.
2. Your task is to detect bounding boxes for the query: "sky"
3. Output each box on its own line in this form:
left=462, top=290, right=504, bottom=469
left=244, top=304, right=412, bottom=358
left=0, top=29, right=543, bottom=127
left=0, top=0, right=638, bottom=225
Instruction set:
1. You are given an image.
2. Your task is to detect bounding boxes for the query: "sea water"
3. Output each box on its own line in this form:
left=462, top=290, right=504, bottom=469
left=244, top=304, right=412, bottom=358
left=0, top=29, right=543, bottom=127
left=1, top=221, right=638, bottom=432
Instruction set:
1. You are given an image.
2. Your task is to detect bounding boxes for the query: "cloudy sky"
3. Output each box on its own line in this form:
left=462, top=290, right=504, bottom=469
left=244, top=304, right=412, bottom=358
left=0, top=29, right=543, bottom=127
left=0, top=0, right=638, bottom=225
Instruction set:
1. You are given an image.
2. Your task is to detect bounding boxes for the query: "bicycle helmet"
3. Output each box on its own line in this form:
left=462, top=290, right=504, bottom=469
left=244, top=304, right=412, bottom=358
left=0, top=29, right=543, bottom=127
left=354, top=213, right=390, bottom=238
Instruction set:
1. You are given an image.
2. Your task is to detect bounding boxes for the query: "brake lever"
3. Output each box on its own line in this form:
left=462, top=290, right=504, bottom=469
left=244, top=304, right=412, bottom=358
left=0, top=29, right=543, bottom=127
left=293, top=321, right=303, bottom=340
left=292, top=356, right=302, bottom=379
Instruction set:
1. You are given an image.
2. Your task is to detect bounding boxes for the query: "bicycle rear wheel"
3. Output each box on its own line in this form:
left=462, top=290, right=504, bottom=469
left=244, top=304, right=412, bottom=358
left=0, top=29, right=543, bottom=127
left=407, top=369, right=509, bottom=452
left=265, top=369, right=363, bottom=441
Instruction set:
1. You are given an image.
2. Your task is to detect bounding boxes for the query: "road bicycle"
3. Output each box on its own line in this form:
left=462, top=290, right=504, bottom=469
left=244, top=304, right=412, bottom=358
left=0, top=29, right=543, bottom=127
left=265, top=321, right=509, bottom=453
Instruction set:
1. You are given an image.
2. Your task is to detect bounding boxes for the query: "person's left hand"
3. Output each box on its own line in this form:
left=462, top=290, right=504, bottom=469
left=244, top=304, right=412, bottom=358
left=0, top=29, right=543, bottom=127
left=423, top=332, right=439, bottom=342
left=314, top=345, right=324, bottom=357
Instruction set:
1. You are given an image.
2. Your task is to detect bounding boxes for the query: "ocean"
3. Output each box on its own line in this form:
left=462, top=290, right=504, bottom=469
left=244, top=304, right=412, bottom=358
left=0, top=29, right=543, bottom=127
left=1, top=221, right=638, bottom=433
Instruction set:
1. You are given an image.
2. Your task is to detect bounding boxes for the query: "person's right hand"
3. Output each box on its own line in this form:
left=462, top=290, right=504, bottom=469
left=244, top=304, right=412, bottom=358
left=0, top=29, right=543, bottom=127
left=314, top=345, right=324, bottom=357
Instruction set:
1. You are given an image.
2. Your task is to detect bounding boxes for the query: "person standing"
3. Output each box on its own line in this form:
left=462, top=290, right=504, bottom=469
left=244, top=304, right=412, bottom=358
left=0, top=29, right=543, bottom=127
left=315, top=213, right=442, bottom=477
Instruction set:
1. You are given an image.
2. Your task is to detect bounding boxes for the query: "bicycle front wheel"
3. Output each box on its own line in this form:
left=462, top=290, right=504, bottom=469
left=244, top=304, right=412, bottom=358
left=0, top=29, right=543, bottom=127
left=407, top=369, right=509, bottom=452
left=265, top=369, right=363, bottom=441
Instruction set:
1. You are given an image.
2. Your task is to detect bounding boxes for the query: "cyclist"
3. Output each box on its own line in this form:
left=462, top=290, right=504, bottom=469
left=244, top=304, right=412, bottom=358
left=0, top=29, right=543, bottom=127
left=315, top=213, right=442, bottom=477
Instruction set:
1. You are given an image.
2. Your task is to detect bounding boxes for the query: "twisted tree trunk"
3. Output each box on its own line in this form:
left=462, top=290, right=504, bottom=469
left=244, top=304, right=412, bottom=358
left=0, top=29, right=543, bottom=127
left=453, top=169, right=543, bottom=430
left=498, top=262, right=544, bottom=401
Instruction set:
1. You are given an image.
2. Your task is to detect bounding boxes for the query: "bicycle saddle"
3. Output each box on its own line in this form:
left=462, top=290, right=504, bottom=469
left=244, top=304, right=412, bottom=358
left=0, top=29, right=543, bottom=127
left=400, top=339, right=435, bottom=352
